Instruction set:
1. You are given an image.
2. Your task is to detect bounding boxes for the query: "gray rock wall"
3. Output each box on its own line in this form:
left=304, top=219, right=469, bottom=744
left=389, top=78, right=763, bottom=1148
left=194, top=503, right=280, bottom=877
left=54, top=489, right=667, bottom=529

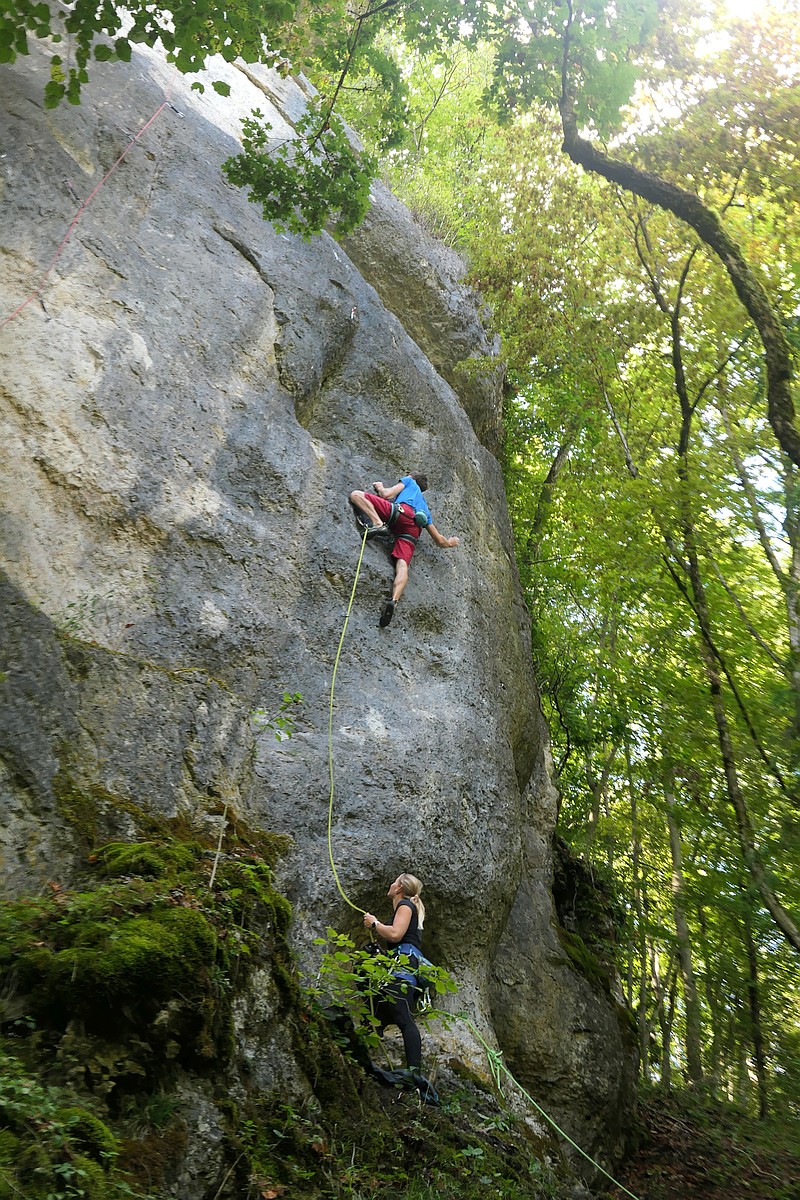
left=0, top=41, right=634, bottom=1180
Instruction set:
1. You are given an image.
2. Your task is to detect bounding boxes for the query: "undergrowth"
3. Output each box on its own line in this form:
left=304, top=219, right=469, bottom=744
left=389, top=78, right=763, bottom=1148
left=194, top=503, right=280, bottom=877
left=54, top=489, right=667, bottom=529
left=610, top=1085, right=800, bottom=1200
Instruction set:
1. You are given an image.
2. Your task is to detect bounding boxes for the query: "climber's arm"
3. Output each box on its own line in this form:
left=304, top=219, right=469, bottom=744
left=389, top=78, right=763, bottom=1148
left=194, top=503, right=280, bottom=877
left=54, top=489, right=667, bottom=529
left=372, top=481, right=404, bottom=501
left=426, top=523, right=459, bottom=549
left=362, top=904, right=412, bottom=943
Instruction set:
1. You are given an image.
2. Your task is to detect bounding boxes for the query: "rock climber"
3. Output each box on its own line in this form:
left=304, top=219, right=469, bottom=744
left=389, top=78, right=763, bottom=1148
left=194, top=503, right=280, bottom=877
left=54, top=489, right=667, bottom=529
left=362, top=872, right=427, bottom=1073
left=349, top=474, right=459, bottom=627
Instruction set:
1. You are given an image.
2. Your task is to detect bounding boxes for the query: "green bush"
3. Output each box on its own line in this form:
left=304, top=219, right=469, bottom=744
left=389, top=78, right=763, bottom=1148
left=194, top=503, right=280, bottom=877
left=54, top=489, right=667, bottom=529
left=0, top=1049, right=133, bottom=1200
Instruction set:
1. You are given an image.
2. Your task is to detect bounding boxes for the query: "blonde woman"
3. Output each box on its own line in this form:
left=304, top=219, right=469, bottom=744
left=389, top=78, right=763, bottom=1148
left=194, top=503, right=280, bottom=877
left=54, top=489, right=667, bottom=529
left=363, top=873, right=426, bottom=1069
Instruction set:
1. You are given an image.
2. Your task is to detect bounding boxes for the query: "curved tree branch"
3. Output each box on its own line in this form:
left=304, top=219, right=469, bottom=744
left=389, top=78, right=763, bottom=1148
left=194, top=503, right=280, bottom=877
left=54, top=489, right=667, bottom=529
left=557, top=101, right=800, bottom=466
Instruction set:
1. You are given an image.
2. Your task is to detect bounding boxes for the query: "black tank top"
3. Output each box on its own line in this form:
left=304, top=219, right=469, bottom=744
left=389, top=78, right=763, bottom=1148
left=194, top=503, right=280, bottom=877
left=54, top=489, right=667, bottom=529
left=389, top=898, right=421, bottom=950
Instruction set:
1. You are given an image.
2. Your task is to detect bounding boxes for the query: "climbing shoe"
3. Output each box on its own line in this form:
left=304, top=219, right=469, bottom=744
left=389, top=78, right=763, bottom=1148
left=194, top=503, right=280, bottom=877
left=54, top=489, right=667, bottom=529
left=366, top=522, right=391, bottom=539
left=371, top=1066, right=440, bottom=1105
left=379, top=599, right=396, bottom=628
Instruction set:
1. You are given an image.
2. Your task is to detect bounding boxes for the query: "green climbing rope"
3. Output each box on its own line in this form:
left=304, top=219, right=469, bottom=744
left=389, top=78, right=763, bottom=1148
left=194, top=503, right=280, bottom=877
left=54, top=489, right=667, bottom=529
left=324, top=527, right=642, bottom=1200
left=460, top=1016, right=643, bottom=1200
left=327, top=523, right=370, bottom=914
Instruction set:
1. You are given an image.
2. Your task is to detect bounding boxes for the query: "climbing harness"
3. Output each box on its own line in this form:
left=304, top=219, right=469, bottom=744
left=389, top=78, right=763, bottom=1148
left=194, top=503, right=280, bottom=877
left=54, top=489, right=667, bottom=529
left=385, top=502, right=428, bottom=551
left=391, top=941, right=434, bottom=986
left=387, top=501, right=429, bottom=531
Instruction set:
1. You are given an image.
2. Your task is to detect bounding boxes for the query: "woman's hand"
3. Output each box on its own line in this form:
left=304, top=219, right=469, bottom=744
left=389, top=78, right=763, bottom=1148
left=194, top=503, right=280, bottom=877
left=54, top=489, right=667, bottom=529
left=363, top=912, right=377, bottom=928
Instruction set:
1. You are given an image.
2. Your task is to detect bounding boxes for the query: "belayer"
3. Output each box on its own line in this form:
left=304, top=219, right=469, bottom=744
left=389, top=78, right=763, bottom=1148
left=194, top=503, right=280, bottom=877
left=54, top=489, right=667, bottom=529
left=362, top=872, right=429, bottom=1074
left=349, top=474, right=459, bottom=627
left=319, top=871, right=439, bottom=1104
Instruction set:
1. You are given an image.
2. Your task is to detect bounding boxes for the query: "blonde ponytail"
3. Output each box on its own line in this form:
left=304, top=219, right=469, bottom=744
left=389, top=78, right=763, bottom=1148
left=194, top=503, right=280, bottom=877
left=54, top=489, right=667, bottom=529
left=399, top=873, right=425, bottom=929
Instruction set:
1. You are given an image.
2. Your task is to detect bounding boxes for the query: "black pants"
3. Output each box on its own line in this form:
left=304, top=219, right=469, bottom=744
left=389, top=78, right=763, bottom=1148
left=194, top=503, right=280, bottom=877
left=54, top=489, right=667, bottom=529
left=375, top=980, right=421, bottom=1069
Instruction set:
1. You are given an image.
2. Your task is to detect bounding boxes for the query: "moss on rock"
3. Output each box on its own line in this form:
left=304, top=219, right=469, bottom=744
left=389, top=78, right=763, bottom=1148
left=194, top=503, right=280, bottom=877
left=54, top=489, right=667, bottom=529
left=95, top=838, right=202, bottom=878
left=556, top=927, right=613, bottom=996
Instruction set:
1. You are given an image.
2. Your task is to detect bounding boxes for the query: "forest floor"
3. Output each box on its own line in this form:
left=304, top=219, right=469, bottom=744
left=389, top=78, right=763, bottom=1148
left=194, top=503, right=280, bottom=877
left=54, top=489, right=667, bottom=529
left=608, top=1088, right=799, bottom=1200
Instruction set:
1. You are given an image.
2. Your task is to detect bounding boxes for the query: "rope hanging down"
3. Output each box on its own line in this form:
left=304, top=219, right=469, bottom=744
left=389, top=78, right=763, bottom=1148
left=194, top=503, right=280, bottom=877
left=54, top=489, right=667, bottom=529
left=326, top=523, right=369, bottom=913
left=461, top=1017, right=643, bottom=1200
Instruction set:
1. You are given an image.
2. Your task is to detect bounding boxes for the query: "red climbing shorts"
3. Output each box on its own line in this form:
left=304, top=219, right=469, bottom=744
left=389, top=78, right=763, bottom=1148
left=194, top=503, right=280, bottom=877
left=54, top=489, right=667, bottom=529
left=366, top=494, right=420, bottom=565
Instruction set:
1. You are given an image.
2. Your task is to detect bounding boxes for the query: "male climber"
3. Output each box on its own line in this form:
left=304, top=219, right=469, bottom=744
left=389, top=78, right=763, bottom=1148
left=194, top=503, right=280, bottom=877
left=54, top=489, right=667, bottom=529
left=349, top=473, right=460, bottom=628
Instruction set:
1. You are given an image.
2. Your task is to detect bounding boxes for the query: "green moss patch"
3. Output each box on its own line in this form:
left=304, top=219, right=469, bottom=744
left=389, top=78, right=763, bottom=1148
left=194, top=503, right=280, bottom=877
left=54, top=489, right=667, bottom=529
left=0, top=814, right=299, bottom=1196
left=556, top=927, right=613, bottom=996
left=1, top=830, right=291, bottom=1061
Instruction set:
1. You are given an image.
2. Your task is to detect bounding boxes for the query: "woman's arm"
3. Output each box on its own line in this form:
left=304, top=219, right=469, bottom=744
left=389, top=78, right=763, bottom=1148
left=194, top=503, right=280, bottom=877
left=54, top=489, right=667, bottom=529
left=362, top=902, right=412, bottom=942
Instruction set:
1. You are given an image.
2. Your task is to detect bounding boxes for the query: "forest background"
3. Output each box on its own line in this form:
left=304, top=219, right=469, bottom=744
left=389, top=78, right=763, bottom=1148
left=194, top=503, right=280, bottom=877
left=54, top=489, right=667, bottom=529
left=4, top=0, right=799, bottom=1180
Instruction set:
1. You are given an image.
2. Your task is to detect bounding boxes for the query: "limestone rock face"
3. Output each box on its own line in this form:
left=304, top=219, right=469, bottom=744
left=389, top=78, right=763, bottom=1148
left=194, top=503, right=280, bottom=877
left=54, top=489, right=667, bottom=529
left=340, top=181, right=505, bottom=454
left=0, top=43, right=634, bottom=1184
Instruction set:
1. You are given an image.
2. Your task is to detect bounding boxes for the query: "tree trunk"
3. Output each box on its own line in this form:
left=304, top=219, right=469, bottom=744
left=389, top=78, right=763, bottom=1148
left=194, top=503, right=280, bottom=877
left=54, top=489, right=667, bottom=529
left=664, top=775, right=704, bottom=1085
left=739, top=888, right=769, bottom=1118
left=683, top=528, right=800, bottom=952
left=659, top=975, right=677, bottom=1089
left=663, top=262, right=800, bottom=953
left=525, top=435, right=576, bottom=570
left=586, top=740, right=619, bottom=849
left=717, top=388, right=800, bottom=748
left=783, top=460, right=800, bottom=751
left=697, top=904, right=723, bottom=1095
left=628, top=758, right=652, bottom=1083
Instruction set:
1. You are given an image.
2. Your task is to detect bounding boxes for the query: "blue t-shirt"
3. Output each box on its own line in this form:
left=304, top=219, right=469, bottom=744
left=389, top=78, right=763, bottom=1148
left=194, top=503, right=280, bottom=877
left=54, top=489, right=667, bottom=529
left=396, top=476, right=432, bottom=524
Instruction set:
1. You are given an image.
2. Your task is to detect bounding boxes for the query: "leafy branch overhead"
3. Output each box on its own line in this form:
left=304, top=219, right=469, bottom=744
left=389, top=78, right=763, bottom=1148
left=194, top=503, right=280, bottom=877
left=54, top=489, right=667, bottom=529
left=223, top=106, right=376, bottom=237
left=1, top=0, right=305, bottom=105
left=481, top=0, right=800, bottom=466
left=1, top=0, right=481, bottom=235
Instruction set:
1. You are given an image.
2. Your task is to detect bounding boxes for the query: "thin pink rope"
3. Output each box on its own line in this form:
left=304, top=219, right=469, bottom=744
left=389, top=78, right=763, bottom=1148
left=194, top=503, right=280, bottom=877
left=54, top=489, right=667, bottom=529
left=1, top=86, right=173, bottom=330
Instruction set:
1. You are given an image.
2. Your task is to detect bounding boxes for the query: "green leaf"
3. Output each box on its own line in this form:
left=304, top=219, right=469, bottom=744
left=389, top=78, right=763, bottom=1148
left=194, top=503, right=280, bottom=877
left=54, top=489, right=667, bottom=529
left=43, top=79, right=65, bottom=108
left=212, top=80, right=231, bottom=96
